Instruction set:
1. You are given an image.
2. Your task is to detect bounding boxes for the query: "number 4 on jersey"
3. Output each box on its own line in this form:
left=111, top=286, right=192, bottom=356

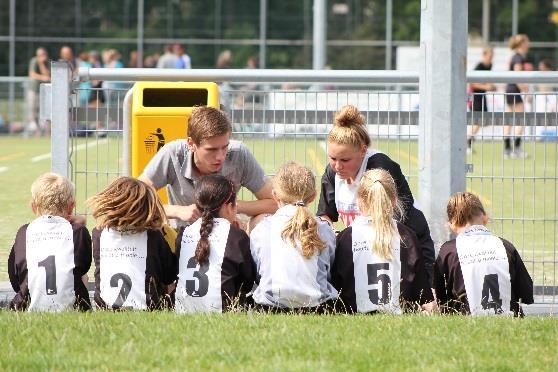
left=481, top=274, right=503, bottom=314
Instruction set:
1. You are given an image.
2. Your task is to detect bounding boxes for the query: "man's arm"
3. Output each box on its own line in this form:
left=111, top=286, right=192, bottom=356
left=138, top=174, right=200, bottom=222
left=236, top=180, right=277, bottom=216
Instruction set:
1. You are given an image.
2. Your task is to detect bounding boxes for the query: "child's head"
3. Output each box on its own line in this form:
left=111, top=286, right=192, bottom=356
left=272, top=162, right=325, bottom=259
left=446, top=192, right=488, bottom=233
left=356, top=169, right=401, bottom=260
left=30, top=172, right=75, bottom=217
left=87, top=177, right=166, bottom=233
left=194, top=174, right=237, bottom=264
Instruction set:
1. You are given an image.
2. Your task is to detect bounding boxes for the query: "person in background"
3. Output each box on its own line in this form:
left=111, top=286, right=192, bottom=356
left=468, top=46, right=496, bottom=154
left=26, top=47, right=50, bottom=136
left=128, top=50, right=140, bottom=68
left=157, top=45, right=178, bottom=69
left=174, top=43, right=192, bottom=69
left=535, top=58, right=556, bottom=113
left=504, top=34, right=530, bottom=159
left=59, top=45, right=77, bottom=71
left=77, top=51, right=92, bottom=106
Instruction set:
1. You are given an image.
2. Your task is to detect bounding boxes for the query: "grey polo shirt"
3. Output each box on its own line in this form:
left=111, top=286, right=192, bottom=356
left=142, top=139, right=266, bottom=208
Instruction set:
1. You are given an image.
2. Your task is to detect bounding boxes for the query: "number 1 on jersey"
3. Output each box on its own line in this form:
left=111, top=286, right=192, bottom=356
left=38, top=255, right=57, bottom=295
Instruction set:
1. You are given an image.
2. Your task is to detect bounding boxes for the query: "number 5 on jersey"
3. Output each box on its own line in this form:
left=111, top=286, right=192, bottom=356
left=367, top=263, right=391, bottom=305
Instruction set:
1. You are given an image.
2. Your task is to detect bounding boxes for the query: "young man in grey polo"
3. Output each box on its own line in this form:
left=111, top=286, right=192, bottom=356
left=139, top=106, right=276, bottom=227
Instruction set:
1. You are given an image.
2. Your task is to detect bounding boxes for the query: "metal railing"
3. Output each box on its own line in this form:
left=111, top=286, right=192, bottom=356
left=43, top=64, right=558, bottom=303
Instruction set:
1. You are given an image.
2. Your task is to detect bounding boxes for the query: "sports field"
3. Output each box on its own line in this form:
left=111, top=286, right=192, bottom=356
left=0, top=135, right=556, bottom=288
left=0, top=311, right=556, bottom=370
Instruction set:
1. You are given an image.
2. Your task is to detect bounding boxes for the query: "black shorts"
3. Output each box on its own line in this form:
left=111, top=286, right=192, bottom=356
left=506, top=93, right=523, bottom=106
left=472, top=94, right=488, bottom=112
left=506, top=84, right=523, bottom=106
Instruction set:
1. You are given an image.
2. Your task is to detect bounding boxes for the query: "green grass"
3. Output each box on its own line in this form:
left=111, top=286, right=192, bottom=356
left=0, top=312, right=556, bottom=371
left=0, top=136, right=556, bottom=287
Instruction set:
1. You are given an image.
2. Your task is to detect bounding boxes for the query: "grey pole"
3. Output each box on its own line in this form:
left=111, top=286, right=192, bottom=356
left=259, top=0, right=267, bottom=69
left=512, top=0, right=518, bottom=36
left=137, top=0, right=144, bottom=68
left=8, top=0, right=15, bottom=123
left=385, top=0, right=393, bottom=70
left=418, top=0, right=468, bottom=247
left=482, top=0, right=490, bottom=43
left=50, top=62, right=71, bottom=177
left=313, top=0, right=326, bottom=69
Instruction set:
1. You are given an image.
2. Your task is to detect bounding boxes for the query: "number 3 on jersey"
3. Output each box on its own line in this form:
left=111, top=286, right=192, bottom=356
left=186, top=257, right=209, bottom=297
left=367, top=263, right=391, bottom=305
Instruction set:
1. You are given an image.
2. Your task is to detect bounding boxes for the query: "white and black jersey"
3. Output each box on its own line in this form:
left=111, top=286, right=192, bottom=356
left=333, top=216, right=433, bottom=314
left=175, top=218, right=255, bottom=313
left=93, top=228, right=178, bottom=310
left=434, top=225, right=534, bottom=316
left=317, top=150, right=436, bottom=282
left=250, top=205, right=338, bottom=309
left=8, top=216, right=92, bottom=311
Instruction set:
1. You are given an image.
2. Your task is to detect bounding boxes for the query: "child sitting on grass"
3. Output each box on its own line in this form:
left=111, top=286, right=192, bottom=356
left=333, top=169, right=434, bottom=314
left=250, top=162, right=337, bottom=312
left=175, top=174, right=255, bottom=313
left=433, top=192, right=533, bottom=316
left=8, top=172, right=92, bottom=311
left=88, top=177, right=177, bottom=310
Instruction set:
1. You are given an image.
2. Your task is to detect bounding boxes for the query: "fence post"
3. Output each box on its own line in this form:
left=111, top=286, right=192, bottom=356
left=418, top=0, right=468, bottom=248
left=50, top=61, right=71, bottom=178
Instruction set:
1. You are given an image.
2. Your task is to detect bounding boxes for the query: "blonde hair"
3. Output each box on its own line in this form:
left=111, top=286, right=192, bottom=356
left=273, top=162, right=325, bottom=259
left=87, top=177, right=166, bottom=233
left=447, top=192, right=486, bottom=228
left=327, top=105, right=370, bottom=149
left=357, top=169, right=402, bottom=261
left=508, top=34, right=529, bottom=50
left=31, top=173, right=75, bottom=216
left=188, top=106, right=231, bottom=144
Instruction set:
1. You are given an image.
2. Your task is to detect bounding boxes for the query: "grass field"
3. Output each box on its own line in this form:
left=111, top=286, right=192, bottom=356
left=0, top=135, right=556, bottom=287
left=0, top=311, right=556, bottom=370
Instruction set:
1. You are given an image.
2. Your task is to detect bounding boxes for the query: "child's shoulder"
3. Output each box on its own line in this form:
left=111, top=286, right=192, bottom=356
left=439, top=239, right=458, bottom=257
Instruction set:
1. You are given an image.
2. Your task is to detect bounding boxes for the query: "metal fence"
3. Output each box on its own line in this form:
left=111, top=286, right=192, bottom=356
left=43, top=64, right=558, bottom=303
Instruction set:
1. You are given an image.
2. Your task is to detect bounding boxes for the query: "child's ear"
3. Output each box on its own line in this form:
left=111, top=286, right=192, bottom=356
left=30, top=201, right=38, bottom=215
left=482, top=213, right=490, bottom=225
left=447, top=221, right=458, bottom=235
left=67, top=200, right=76, bottom=216
left=271, top=189, right=279, bottom=203
left=187, top=137, right=196, bottom=150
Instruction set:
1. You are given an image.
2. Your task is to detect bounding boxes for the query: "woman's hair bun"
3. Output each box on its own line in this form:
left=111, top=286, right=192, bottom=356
left=334, top=105, right=364, bottom=127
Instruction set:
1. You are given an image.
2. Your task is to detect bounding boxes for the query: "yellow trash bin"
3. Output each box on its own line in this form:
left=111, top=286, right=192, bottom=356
left=131, top=82, right=220, bottom=203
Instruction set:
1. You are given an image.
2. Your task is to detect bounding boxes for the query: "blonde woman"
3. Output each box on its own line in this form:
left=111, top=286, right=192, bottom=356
left=333, top=169, right=433, bottom=314
left=88, top=177, right=177, bottom=310
left=504, top=34, right=530, bottom=159
left=250, top=162, right=337, bottom=312
left=317, top=105, right=435, bottom=282
left=434, top=192, right=533, bottom=316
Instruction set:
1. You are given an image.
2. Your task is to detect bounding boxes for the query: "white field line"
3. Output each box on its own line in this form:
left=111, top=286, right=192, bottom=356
left=31, top=139, right=109, bottom=163
left=0, top=166, right=8, bottom=173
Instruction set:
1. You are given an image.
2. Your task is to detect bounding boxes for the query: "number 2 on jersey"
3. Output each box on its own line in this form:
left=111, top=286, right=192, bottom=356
left=110, top=273, right=132, bottom=309
left=186, top=257, right=209, bottom=297
left=367, top=263, right=391, bottom=305
left=38, top=255, right=57, bottom=295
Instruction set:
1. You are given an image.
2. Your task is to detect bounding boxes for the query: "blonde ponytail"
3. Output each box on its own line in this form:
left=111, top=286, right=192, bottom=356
left=357, top=169, right=401, bottom=260
left=273, top=162, right=325, bottom=258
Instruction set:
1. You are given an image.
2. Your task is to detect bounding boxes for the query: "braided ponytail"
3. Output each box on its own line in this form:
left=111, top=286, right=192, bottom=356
left=193, top=174, right=236, bottom=265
